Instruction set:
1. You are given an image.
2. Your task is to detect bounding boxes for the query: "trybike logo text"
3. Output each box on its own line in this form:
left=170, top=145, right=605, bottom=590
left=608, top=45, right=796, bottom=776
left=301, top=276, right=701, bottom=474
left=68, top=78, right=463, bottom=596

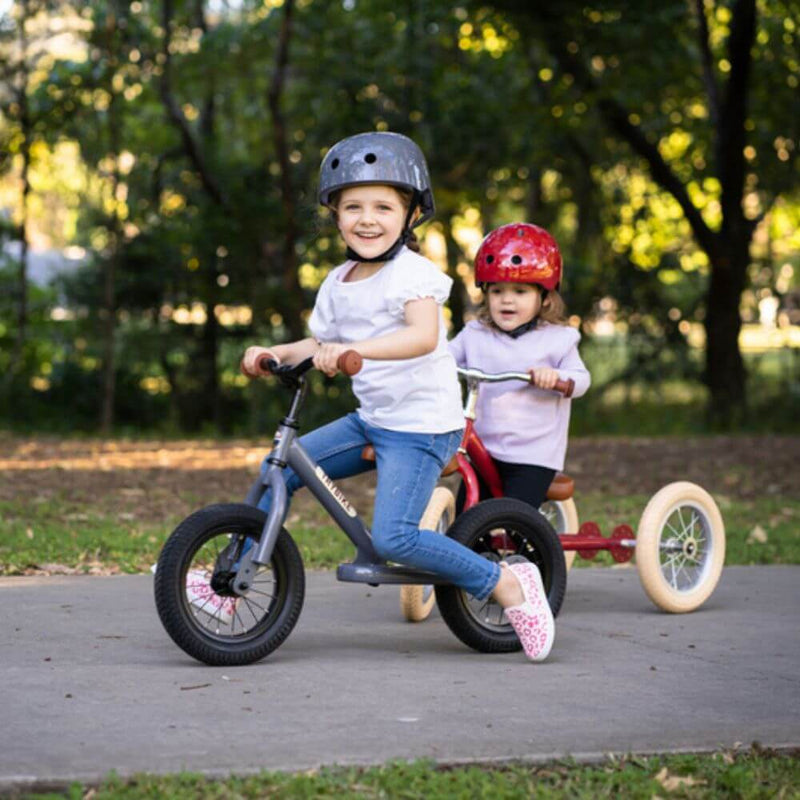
left=314, top=466, right=357, bottom=517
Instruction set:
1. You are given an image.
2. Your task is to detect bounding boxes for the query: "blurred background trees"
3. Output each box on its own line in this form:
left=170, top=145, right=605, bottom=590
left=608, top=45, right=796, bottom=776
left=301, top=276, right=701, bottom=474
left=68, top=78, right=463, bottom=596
left=0, top=0, right=797, bottom=435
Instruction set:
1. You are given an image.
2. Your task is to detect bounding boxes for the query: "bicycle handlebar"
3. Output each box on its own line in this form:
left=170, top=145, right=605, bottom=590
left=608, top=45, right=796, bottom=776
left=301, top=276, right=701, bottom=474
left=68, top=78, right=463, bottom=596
left=457, top=366, right=574, bottom=398
left=257, top=349, right=363, bottom=377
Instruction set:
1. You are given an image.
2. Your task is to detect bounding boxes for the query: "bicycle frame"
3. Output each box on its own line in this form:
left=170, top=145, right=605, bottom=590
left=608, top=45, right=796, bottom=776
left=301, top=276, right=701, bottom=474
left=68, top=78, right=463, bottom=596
left=232, top=370, right=446, bottom=592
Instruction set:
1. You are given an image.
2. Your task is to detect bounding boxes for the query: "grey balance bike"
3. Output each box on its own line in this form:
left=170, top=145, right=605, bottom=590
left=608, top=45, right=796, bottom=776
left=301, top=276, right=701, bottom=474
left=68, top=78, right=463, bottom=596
left=154, top=352, right=567, bottom=666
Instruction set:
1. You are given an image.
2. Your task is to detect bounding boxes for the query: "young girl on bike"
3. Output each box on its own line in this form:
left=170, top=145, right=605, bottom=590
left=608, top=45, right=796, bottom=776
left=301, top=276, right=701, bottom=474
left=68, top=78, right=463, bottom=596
left=240, top=133, right=555, bottom=661
left=449, top=222, right=591, bottom=513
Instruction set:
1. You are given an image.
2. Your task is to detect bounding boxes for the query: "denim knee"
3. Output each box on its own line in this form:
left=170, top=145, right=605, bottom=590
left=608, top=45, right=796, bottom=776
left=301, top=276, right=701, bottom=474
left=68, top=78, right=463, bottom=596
left=372, top=522, right=419, bottom=563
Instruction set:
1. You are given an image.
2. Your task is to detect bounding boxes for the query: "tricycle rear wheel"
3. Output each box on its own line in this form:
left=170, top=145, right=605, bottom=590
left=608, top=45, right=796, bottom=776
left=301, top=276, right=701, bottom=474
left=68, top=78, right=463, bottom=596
left=636, top=482, right=725, bottom=613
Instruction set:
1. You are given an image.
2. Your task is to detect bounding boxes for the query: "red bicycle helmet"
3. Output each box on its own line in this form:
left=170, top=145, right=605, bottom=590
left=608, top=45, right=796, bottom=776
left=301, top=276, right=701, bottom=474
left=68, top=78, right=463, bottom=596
left=474, top=223, right=562, bottom=291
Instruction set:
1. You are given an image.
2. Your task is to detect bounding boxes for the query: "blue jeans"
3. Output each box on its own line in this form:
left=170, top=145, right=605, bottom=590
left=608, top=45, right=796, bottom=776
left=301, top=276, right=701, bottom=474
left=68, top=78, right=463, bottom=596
left=257, top=412, right=501, bottom=600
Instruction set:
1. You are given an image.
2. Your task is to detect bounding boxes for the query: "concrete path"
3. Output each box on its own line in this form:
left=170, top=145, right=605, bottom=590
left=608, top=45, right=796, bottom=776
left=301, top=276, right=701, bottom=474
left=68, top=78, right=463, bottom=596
left=1, top=565, right=799, bottom=791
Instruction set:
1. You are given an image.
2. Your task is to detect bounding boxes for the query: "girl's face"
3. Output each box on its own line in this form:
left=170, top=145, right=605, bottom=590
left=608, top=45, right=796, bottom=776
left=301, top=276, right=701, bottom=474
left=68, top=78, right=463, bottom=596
left=335, top=185, right=408, bottom=260
left=487, top=282, right=542, bottom=331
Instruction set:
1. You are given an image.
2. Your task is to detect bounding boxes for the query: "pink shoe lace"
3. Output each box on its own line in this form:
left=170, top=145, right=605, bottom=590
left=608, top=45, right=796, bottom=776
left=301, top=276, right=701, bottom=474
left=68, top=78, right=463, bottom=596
left=504, top=562, right=555, bottom=662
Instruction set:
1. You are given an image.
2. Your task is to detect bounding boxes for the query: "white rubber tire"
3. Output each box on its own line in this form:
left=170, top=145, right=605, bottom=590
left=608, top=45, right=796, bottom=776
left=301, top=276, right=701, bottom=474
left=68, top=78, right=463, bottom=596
left=399, top=487, right=456, bottom=622
left=635, top=481, right=725, bottom=613
left=540, top=498, right=579, bottom=571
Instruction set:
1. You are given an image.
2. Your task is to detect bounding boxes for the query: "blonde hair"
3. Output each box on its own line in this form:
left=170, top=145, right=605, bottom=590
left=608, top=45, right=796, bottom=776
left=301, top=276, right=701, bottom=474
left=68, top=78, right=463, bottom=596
left=327, top=186, right=421, bottom=253
left=477, top=286, right=568, bottom=329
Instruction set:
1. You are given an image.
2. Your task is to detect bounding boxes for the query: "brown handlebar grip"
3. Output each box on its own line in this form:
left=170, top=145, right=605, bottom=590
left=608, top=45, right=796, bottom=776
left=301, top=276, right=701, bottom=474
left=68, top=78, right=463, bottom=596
left=529, top=370, right=574, bottom=398
left=337, top=350, right=363, bottom=376
left=555, top=377, right=574, bottom=398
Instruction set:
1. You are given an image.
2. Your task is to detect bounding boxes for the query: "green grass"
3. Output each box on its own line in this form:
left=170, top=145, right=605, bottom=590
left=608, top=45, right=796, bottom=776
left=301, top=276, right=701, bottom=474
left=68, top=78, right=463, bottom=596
left=21, top=750, right=800, bottom=799
left=2, top=492, right=799, bottom=575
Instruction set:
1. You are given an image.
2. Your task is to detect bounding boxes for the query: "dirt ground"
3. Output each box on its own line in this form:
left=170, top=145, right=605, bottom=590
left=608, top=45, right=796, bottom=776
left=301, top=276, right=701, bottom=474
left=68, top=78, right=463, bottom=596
left=1, top=434, right=797, bottom=525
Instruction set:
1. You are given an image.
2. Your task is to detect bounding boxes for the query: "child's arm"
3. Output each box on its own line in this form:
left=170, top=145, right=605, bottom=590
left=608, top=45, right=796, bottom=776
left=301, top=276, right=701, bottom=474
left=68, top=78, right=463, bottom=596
left=314, top=297, right=438, bottom=376
left=553, top=343, right=591, bottom=398
left=529, top=332, right=591, bottom=397
left=241, top=337, right=319, bottom=377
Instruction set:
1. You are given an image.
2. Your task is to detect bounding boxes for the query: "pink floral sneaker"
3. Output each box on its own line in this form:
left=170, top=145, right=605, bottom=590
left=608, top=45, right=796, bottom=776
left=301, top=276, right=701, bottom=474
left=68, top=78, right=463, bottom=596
left=503, top=562, right=555, bottom=662
left=185, top=569, right=238, bottom=626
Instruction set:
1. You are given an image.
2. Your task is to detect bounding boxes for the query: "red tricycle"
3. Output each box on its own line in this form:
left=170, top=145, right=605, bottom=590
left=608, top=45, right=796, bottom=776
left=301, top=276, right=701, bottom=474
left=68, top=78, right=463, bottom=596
left=392, top=366, right=726, bottom=627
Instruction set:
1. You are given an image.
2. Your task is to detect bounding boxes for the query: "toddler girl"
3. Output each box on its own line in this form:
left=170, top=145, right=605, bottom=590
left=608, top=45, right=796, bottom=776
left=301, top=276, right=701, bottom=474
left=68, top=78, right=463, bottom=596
left=449, top=223, right=591, bottom=512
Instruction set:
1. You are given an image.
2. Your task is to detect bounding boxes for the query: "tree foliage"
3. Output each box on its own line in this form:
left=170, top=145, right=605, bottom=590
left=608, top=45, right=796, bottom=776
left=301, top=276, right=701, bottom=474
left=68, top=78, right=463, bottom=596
left=0, top=0, right=797, bottom=432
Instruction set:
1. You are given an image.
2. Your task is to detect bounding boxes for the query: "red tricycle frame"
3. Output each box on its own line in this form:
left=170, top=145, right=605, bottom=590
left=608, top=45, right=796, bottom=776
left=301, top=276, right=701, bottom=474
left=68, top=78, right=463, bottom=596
left=455, top=371, right=635, bottom=564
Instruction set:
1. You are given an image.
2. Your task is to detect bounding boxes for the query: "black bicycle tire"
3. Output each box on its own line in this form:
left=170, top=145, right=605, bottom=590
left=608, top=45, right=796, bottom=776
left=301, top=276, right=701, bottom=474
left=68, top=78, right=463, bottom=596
left=154, top=503, right=305, bottom=666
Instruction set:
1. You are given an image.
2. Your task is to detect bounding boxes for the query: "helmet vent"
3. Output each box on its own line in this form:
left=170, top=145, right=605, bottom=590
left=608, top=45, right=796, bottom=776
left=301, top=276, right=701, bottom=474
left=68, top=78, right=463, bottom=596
left=486, top=255, right=494, bottom=264
left=364, top=152, right=377, bottom=163
left=511, top=255, right=522, bottom=265
left=331, top=158, right=340, bottom=169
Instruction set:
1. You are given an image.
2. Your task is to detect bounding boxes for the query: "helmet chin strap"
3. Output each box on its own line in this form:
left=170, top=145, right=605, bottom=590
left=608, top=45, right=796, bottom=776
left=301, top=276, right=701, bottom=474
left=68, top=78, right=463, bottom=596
left=499, top=318, right=538, bottom=339
left=345, top=201, right=417, bottom=264
left=345, top=229, right=410, bottom=263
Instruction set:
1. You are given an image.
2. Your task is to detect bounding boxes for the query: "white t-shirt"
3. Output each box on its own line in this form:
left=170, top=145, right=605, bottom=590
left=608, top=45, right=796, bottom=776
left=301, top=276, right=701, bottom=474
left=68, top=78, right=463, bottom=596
left=308, top=247, right=464, bottom=434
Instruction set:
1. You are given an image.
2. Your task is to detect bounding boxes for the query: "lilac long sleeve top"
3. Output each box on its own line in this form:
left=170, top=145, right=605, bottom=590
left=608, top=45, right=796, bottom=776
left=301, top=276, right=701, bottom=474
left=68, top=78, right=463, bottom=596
left=449, top=320, right=591, bottom=471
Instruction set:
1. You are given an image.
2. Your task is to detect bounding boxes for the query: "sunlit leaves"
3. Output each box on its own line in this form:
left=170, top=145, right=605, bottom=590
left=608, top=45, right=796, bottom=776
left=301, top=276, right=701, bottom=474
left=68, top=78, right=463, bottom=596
left=600, top=165, right=698, bottom=271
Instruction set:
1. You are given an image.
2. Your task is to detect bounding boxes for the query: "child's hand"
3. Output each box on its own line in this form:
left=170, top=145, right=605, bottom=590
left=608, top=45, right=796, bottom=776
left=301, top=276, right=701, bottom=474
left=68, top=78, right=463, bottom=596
left=529, top=367, right=560, bottom=390
left=241, top=346, right=279, bottom=377
left=313, top=342, right=349, bottom=377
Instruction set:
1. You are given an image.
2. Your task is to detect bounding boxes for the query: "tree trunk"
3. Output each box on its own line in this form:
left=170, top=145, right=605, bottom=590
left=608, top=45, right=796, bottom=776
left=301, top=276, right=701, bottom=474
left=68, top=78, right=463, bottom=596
left=99, top=240, right=118, bottom=433
left=703, top=227, right=750, bottom=427
left=12, top=117, right=30, bottom=372
left=6, top=0, right=32, bottom=385
left=99, top=15, right=123, bottom=433
left=267, top=0, right=305, bottom=342
left=202, top=269, right=220, bottom=427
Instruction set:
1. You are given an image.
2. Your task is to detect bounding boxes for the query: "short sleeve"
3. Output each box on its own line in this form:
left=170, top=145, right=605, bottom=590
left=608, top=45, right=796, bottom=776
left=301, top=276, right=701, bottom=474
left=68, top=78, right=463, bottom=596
left=308, top=271, right=338, bottom=341
left=385, top=253, right=453, bottom=318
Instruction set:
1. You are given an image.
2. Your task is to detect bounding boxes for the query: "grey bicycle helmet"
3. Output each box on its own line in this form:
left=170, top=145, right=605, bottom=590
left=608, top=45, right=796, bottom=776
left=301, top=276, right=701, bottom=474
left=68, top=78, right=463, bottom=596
left=319, top=131, right=435, bottom=226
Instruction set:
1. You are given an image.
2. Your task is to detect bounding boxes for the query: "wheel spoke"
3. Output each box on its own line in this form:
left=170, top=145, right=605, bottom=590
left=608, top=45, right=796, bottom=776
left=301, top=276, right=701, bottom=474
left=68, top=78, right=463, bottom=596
left=659, top=507, right=712, bottom=591
left=184, top=533, right=277, bottom=637
left=474, top=597, right=492, bottom=620
left=247, top=586, right=275, bottom=600
left=664, top=518, right=685, bottom=541
left=672, top=557, right=692, bottom=588
left=676, top=507, right=689, bottom=537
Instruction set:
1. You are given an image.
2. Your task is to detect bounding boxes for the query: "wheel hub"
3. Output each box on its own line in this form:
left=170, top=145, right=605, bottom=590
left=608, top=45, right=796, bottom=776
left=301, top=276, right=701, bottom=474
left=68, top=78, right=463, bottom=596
left=683, top=537, right=698, bottom=557
left=210, top=570, right=238, bottom=596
